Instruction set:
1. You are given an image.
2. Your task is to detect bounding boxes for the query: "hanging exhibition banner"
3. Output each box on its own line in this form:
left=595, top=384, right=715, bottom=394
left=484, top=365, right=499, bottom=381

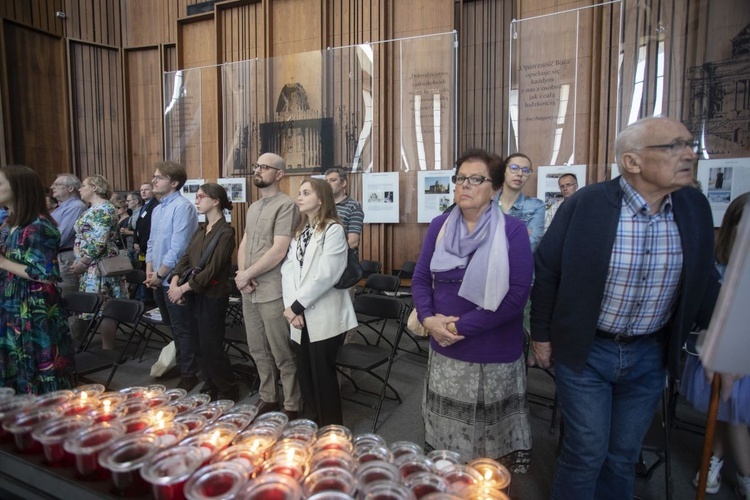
left=164, top=69, right=202, bottom=170
left=417, top=171, right=454, bottom=223
left=536, top=164, right=587, bottom=205
left=697, top=157, right=750, bottom=226
left=362, top=172, right=400, bottom=224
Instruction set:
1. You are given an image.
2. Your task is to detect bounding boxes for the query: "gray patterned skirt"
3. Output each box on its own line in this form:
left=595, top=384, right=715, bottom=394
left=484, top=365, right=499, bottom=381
left=423, top=350, right=532, bottom=473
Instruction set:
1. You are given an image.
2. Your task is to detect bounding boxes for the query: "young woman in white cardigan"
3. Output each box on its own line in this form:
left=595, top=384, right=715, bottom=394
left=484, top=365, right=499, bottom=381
left=281, top=178, right=358, bottom=425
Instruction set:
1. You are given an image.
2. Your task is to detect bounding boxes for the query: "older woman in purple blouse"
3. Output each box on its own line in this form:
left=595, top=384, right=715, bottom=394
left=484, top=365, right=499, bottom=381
left=412, top=148, right=534, bottom=472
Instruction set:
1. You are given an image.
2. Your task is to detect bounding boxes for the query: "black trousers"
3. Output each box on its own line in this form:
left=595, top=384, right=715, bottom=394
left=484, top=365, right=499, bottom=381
left=295, top=324, right=344, bottom=426
left=187, top=294, right=237, bottom=394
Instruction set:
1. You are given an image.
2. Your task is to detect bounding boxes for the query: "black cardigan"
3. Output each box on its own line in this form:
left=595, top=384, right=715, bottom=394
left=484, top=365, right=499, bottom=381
left=531, top=178, right=720, bottom=377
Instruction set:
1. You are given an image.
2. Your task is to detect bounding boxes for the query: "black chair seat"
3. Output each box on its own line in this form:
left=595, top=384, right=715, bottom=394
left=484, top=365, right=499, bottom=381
left=337, top=343, right=391, bottom=371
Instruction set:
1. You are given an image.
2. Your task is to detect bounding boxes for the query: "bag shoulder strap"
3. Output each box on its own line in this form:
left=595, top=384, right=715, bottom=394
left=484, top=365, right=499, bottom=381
left=196, top=226, right=230, bottom=269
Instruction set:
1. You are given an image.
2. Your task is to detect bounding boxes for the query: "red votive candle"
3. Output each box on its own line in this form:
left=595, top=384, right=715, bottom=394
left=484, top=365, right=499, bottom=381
left=64, top=422, right=126, bottom=480
left=184, top=461, right=249, bottom=500
left=404, top=471, right=449, bottom=499
left=32, top=415, right=94, bottom=466
left=3, top=406, right=61, bottom=454
left=236, top=472, right=302, bottom=500
left=141, top=445, right=205, bottom=500
left=0, top=395, right=36, bottom=442
left=98, top=434, right=159, bottom=496
left=302, top=466, right=356, bottom=498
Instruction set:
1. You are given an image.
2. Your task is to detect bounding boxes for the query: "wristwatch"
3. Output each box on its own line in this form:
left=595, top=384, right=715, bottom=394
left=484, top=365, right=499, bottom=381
left=156, top=273, right=165, bottom=280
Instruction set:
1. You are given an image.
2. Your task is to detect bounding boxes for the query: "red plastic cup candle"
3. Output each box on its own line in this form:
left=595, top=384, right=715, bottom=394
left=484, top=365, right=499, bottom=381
left=120, top=386, right=148, bottom=400
left=91, top=399, right=127, bottom=423
left=310, top=448, right=356, bottom=472
left=74, top=383, right=106, bottom=398
left=354, top=444, right=394, bottom=464
left=215, top=412, right=253, bottom=432
left=174, top=414, right=209, bottom=437
left=252, top=411, right=289, bottom=429
left=404, top=472, right=450, bottom=499
left=269, top=440, right=310, bottom=466
left=355, top=460, right=401, bottom=487
left=170, top=399, right=200, bottom=416
left=140, top=445, right=205, bottom=500
left=211, top=444, right=264, bottom=473
left=0, top=395, right=36, bottom=442
left=353, top=432, right=387, bottom=450
left=395, top=454, right=437, bottom=480
left=3, top=406, right=61, bottom=454
left=302, top=466, right=356, bottom=498
left=439, top=464, right=483, bottom=493
left=223, top=403, right=258, bottom=418
left=64, top=422, right=127, bottom=480
left=61, top=399, right=99, bottom=417
left=164, top=388, right=188, bottom=402
left=260, top=454, right=307, bottom=482
left=236, top=472, right=302, bottom=500
left=358, top=479, right=415, bottom=499
left=32, top=415, right=94, bottom=466
left=313, top=432, right=353, bottom=454
left=390, top=441, right=423, bottom=460
left=233, top=426, right=278, bottom=456
left=145, top=421, right=190, bottom=449
left=467, top=458, right=511, bottom=492
left=427, top=450, right=462, bottom=473
left=459, top=483, right=511, bottom=500
left=120, top=397, right=151, bottom=416
left=35, top=389, right=75, bottom=409
left=121, top=413, right=155, bottom=434
left=98, top=434, right=159, bottom=496
left=184, top=461, right=249, bottom=500
left=181, top=424, right=237, bottom=466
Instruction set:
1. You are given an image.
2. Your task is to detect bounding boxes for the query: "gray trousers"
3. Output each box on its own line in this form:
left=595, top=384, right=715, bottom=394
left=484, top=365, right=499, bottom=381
left=242, top=296, right=301, bottom=411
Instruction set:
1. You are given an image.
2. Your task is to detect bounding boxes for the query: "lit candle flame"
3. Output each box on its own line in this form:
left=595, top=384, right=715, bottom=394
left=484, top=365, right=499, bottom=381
left=211, top=430, right=221, bottom=445
left=484, top=469, right=493, bottom=481
left=250, top=440, right=260, bottom=452
left=286, top=449, right=295, bottom=462
left=80, top=391, right=88, bottom=401
left=103, top=400, right=111, bottom=412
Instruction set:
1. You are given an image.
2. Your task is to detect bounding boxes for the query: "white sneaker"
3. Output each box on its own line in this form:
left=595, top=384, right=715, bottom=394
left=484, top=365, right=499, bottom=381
left=693, top=455, right=723, bottom=494
left=736, top=472, right=750, bottom=499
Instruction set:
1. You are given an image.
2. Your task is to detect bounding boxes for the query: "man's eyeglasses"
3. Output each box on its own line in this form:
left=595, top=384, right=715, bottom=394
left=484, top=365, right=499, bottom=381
left=640, top=139, right=700, bottom=155
left=559, top=182, right=577, bottom=189
left=253, top=164, right=280, bottom=172
left=152, top=175, right=170, bottom=182
left=452, top=175, right=491, bottom=186
left=507, top=164, right=533, bottom=176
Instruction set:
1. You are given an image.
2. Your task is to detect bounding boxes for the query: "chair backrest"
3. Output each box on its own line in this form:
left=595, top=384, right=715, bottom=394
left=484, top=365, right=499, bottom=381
left=363, top=274, right=400, bottom=294
left=360, top=260, right=382, bottom=278
left=63, top=292, right=103, bottom=316
left=101, top=298, right=145, bottom=325
left=354, top=294, right=404, bottom=321
left=396, top=261, right=416, bottom=278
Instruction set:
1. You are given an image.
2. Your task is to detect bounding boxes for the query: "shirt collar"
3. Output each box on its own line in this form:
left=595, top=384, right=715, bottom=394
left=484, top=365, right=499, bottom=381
left=619, top=177, right=673, bottom=218
left=159, top=190, right=182, bottom=206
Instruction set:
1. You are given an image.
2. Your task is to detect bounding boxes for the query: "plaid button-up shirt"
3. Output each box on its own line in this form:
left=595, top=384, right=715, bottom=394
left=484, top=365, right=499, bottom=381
left=597, top=178, right=683, bottom=336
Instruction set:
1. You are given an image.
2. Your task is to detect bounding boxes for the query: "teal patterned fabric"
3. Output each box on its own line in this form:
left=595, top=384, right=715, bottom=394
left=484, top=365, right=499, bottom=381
left=0, top=216, right=75, bottom=394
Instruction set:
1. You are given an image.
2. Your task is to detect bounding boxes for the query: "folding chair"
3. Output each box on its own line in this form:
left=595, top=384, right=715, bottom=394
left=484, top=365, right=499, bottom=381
left=223, top=323, right=259, bottom=395
left=355, top=274, right=401, bottom=347
left=355, top=260, right=382, bottom=296
left=337, top=294, right=406, bottom=432
left=63, top=292, right=103, bottom=350
left=524, top=329, right=559, bottom=434
left=74, top=298, right=145, bottom=390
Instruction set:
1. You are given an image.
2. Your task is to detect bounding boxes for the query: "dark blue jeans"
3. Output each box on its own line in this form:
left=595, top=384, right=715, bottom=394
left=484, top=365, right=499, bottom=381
left=154, top=286, right=197, bottom=378
left=552, top=334, right=666, bottom=500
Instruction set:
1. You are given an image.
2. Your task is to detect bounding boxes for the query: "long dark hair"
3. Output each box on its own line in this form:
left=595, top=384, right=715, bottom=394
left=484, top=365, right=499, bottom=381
left=295, top=178, right=341, bottom=236
left=2, top=165, right=53, bottom=227
left=716, top=192, right=749, bottom=265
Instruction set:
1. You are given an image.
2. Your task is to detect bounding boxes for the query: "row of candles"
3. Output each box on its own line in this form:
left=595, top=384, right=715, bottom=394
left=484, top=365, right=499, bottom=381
left=0, top=384, right=512, bottom=499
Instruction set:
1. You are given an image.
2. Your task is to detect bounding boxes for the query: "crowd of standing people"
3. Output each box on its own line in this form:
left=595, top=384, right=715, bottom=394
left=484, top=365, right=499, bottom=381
left=0, top=115, right=746, bottom=500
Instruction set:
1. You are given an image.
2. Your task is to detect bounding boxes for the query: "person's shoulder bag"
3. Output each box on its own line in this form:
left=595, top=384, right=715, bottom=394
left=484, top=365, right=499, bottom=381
left=177, top=226, right=231, bottom=287
left=319, top=222, right=363, bottom=289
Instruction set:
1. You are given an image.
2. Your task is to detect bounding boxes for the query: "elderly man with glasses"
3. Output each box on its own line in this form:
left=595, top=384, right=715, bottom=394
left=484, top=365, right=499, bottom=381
left=530, top=116, right=719, bottom=500
left=235, top=152, right=302, bottom=419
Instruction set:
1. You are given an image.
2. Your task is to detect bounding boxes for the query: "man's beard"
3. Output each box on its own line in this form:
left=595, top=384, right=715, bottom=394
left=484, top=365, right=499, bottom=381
left=253, top=176, right=272, bottom=188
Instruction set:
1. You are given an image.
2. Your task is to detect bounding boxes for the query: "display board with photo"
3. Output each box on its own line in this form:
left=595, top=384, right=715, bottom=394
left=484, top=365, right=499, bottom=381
left=697, top=158, right=750, bottom=226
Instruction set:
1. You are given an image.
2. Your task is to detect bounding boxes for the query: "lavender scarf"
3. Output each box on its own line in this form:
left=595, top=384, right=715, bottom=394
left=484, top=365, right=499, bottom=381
left=430, top=204, right=510, bottom=311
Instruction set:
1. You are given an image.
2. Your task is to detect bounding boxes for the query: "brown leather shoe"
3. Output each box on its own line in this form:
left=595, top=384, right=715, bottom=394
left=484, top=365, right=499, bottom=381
left=282, top=410, right=299, bottom=420
left=256, top=399, right=280, bottom=415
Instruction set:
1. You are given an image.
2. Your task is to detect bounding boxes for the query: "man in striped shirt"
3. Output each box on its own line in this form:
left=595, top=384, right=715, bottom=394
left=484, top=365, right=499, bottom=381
left=530, top=116, right=720, bottom=499
left=325, top=167, right=364, bottom=252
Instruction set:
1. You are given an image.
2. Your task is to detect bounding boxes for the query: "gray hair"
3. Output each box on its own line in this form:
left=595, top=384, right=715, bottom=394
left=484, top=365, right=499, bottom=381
left=56, top=173, right=82, bottom=190
left=614, top=116, right=670, bottom=169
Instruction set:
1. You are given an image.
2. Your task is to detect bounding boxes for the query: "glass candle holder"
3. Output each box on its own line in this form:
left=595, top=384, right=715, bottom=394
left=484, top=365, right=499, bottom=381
left=404, top=472, right=449, bottom=499
left=170, top=398, right=200, bottom=416
left=3, top=406, right=61, bottom=454
left=121, top=413, right=155, bottom=434
left=140, top=445, right=206, bottom=500
left=224, top=403, right=258, bottom=418
left=35, top=389, right=75, bottom=408
left=233, top=426, right=278, bottom=456
left=74, top=383, right=106, bottom=398
left=439, top=464, right=483, bottom=493
left=427, top=450, right=463, bottom=473
left=390, top=441, right=424, bottom=460
left=354, top=444, right=394, bottom=464
left=98, top=434, right=159, bottom=496
left=191, top=405, right=225, bottom=423
left=278, top=428, right=316, bottom=447
left=215, top=413, right=254, bottom=433
left=302, top=466, right=357, bottom=498
left=61, top=400, right=99, bottom=417
left=466, top=458, right=511, bottom=492
left=358, top=479, right=416, bottom=500
left=181, top=424, right=237, bottom=465
left=396, top=454, right=437, bottom=480
left=209, top=399, right=236, bottom=413
left=184, top=461, right=249, bottom=500
left=182, top=393, right=212, bottom=409
left=0, top=395, right=37, bottom=442
left=146, top=393, right=172, bottom=408
left=145, top=421, right=190, bottom=448
left=458, top=484, right=510, bottom=500
left=260, top=454, right=307, bottom=482
left=355, top=460, right=401, bottom=488
left=175, top=414, right=209, bottom=437
left=310, top=448, right=356, bottom=472
left=236, top=472, right=302, bottom=500
left=164, top=388, right=188, bottom=402
left=0, top=387, right=15, bottom=400
left=64, top=422, right=127, bottom=480
left=287, top=417, right=318, bottom=432
left=308, top=492, right=355, bottom=500
left=252, top=411, right=289, bottom=429
left=211, top=444, right=264, bottom=474
left=313, top=433, right=353, bottom=455
left=269, top=439, right=311, bottom=467
left=91, top=401, right=128, bottom=423
left=317, top=424, right=352, bottom=441
left=120, top=386, right=148, bottom=400
left=146, top=383, right=168, bottom=394
left=120, top=397, right=151, bottom=416
left=150, top=405, right=178, bottom=424
left=353, top=433, right=387, bottom=450
left=32, top=415, right=94, bottom=466
left=419, top=493, right=462, bottom=500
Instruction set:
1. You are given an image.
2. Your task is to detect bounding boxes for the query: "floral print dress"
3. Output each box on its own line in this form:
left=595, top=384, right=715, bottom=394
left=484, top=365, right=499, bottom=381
left=74, top=201, right=125, bottom=314
left=0, top=216, right=75, bottom=394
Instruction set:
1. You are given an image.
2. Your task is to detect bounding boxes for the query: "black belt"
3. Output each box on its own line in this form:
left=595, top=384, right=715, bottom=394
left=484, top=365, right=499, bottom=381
left=595, top=329, right=648, bottom=344
left=59, top=247, right=74, bottom=253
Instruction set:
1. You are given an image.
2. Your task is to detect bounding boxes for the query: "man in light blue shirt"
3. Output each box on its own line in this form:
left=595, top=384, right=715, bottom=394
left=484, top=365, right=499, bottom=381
left=145, top=161, right=199, bottom=390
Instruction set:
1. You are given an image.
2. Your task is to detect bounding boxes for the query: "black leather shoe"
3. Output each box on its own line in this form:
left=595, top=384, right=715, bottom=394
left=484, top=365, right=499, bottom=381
left=256, top=399, right=280, bottom=415
left=217, top=387, right=240, bottom=402
left=177, top=375, right=199, bottom=392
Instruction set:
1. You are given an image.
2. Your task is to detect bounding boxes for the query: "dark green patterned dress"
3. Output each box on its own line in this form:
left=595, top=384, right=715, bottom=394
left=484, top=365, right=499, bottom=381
left=0, top=216, right=76, bottom=394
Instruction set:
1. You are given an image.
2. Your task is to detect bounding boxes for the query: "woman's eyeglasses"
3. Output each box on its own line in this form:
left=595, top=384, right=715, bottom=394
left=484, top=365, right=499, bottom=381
left=195, top=193, right=212, bottom=202
left=452, top=175, right=491, bottom=186
left=507, top=164, right=533, bottom=176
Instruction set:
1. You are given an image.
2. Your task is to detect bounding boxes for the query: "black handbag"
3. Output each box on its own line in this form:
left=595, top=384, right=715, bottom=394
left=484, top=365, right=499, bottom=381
left=319, top=223, right=363, bottom=289
left=177, top=227, right=230, bottom=287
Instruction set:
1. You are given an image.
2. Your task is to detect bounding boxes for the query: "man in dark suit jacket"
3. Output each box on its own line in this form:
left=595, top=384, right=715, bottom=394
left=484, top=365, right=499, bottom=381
left=530, top=116, right=721, bottom=500
left=134, top=182, right=158, bottom=258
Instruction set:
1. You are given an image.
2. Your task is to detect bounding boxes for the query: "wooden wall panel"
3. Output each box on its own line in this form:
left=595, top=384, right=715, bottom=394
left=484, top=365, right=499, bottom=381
left=270, top=0, right=323, bottom=56
left=125, top=47, right=163, bottom=187
left=69, top=41, right=127, bottom=189
left=218, top=1, right=264, bottom=63
left=3, top=21, right=70, bottom=185
left=0, top=0, right=64, bottom=35
left=63, top=0, right=121, bottom=47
